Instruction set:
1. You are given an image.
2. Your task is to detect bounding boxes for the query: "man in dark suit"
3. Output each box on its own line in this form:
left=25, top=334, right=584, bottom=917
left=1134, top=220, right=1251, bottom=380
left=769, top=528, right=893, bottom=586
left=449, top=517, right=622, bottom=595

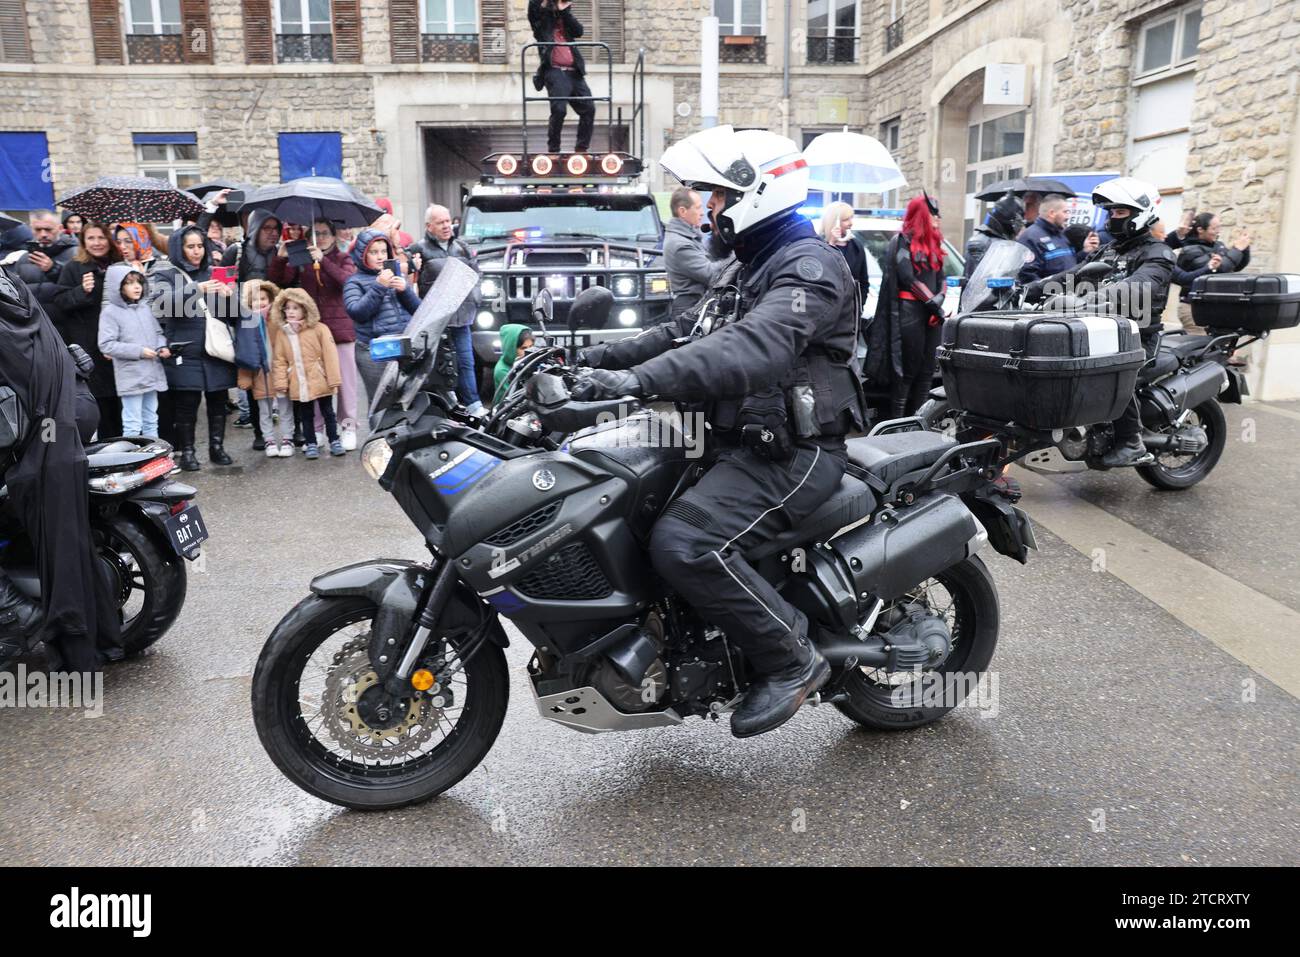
left=529, top=0, right=596, bottom=153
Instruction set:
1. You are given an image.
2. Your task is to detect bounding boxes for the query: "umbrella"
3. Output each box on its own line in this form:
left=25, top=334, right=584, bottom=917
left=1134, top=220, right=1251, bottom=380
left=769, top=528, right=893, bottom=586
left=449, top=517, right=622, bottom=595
left=56, top=175, right=206, bottom=223
left=802, top=129, right=907, bottom=194
left=187, top=180, right=258, bottom=227
left=239, top=177, right=382, bottom=230
left=974, top=176, right=1077, bottom=201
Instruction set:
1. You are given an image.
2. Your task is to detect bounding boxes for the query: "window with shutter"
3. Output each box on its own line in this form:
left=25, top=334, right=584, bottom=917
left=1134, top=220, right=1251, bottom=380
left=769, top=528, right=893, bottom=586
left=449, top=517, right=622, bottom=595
left=331, top=0, right=361, bottom=62
left=477, top=0, right=506, bottom=64
left=88, top=0, right=125, bottom=64
left=180, top=0, right=213, bottom=63
left=389, top=0, right=419, bottom=62
left=0, top=0, right=32, bottom=63
left=567, top=0, right=621, bottom=65
left=242, top=0, right=273, bottom=63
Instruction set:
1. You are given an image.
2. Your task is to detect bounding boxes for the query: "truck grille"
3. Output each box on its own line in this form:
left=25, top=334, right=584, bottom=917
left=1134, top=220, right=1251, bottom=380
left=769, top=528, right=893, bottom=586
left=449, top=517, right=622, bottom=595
left=484, top=501, right=561, bottom=548
left=515, top=542, right=613, bottom=601
left=508, top=274, right=608, bottom=302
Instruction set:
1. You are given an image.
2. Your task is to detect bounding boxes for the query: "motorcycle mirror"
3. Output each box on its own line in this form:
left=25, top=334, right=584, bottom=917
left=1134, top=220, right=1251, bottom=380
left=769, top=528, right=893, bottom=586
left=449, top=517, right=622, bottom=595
left=569, top=286, right=613, bottom=332
left=530, top=288, right=553, bottom=332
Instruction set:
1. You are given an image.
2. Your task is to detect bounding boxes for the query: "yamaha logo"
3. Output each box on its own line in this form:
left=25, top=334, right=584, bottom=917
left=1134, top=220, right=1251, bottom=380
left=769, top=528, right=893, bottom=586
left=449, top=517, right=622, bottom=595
left=532, top=469, right=556, bottom=491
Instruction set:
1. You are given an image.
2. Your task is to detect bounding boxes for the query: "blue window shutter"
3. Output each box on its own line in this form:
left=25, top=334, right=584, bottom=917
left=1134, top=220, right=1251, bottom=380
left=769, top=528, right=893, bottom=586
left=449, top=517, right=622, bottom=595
left=278, top=132, right=343, bottom=180
left=0, top=131, right=55, bottom=210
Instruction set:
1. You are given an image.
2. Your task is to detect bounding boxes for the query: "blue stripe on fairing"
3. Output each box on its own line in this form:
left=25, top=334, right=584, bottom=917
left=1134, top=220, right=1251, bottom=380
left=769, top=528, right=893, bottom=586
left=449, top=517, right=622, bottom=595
left=487, top=590, right=527, bottom=615
left=435, top=452, right=499, bottom=495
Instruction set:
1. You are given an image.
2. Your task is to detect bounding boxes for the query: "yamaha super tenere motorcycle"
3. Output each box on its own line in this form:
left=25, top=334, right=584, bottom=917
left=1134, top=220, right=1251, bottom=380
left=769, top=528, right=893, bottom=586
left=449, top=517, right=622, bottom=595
left=918, top=239, right=1251, bottom=490
left=252, top=259, right=1038, bottom=810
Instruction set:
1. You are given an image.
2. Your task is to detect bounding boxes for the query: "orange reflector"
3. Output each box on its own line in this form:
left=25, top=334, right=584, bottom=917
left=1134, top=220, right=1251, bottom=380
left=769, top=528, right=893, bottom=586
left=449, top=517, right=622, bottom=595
left=531, top=154, right=553, bottom=176
left=496, top=154, right=518, bottom=176
left=566, top=153, right=589, bottom=176
left=600, top=154, right=623, bottom=175
left=411, top=669, right=435, bottom=692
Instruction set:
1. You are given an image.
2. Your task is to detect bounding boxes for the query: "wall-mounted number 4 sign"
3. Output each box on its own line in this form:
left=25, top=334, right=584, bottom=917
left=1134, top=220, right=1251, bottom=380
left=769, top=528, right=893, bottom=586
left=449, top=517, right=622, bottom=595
left=984, top=64, right=1028, bottom=106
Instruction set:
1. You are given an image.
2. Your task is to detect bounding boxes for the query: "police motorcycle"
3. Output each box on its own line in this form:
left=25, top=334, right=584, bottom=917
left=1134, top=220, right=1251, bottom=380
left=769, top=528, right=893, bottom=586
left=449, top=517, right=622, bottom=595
left=1, top=350, right=208, bottom=661
left=917, top=238, right=1262, bottom=490
left=251, top=258, right=1041, bottom=811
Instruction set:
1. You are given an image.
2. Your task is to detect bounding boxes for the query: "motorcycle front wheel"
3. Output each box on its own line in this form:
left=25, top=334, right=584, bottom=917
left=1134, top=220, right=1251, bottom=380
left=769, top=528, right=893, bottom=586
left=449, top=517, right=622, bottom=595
left=834, top=556, right=1000, bottom=731
left=251, top=594, right=509, bottom=810
left=1136, top=399, right=1227, bottom=490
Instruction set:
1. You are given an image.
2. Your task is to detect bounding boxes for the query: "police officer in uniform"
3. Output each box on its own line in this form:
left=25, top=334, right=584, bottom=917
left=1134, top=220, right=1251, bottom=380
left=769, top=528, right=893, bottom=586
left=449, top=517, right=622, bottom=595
left=1028, top=177, right=1175, bottom=468
left=573, top=126, right=867, bottom=738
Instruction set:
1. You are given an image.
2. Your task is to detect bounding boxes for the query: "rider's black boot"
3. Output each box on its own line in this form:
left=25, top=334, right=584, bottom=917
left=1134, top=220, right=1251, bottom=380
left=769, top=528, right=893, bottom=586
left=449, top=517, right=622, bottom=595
left=731, top=630, right=831, bottom=739
left=0, top=573, right=42, bottom=662
left=1100, top=434, right=1151, bottom=468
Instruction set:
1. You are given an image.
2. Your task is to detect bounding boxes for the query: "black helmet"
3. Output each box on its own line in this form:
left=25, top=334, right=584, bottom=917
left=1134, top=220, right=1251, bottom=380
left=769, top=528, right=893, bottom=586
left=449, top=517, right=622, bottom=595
left=986, top=192, right=1024, bottom=239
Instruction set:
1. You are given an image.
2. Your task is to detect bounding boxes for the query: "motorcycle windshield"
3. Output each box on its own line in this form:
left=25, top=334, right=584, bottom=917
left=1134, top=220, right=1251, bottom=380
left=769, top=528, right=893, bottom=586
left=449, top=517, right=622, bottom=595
left=961, top=239, right=1033, bottom=313
left=370, top=257, right=478, bottom=416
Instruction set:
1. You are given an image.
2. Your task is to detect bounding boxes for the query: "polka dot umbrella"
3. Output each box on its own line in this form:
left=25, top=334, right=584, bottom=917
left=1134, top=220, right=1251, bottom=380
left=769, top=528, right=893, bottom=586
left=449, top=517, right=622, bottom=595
left=56, top=175, right=207, bottom=224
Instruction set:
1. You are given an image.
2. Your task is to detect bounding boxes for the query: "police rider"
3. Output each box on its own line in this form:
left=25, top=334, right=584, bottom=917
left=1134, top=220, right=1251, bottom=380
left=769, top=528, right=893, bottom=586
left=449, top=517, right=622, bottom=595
left=1029, top=177, right=1175, bottom=468
left=964, top=191, right=1025, bottom=280
left=572, top=126, right=867, bottom=738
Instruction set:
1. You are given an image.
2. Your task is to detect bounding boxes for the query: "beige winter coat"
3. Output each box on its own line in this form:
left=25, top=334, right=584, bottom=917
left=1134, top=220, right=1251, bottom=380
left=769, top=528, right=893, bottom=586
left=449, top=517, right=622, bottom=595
left=270, top=288, right=342, bottom=402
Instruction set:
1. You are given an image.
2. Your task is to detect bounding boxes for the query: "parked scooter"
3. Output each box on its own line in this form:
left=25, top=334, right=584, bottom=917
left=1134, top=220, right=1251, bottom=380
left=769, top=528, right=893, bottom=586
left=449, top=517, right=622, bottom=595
left=1, top=435, right=208, bottom=660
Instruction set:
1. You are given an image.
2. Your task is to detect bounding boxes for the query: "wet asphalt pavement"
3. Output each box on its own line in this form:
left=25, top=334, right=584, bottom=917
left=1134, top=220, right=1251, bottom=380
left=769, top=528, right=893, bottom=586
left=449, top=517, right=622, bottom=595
left=1, top=402, right=1297, bottom=866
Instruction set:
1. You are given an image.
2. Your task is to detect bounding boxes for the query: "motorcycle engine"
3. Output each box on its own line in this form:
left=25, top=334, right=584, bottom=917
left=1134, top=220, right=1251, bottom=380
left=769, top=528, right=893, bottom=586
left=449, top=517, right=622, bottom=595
left=589, top=612, right=668, bottom=713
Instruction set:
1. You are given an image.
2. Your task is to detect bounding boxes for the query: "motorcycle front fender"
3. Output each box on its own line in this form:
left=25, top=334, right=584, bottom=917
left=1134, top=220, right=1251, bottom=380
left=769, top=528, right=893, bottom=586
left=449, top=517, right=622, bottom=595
left=310, top=559, right=508, bottom=675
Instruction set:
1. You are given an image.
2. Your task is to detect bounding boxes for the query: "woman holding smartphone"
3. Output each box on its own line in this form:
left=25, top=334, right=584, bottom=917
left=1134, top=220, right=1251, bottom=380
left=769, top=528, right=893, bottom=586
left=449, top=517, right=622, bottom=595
left=53, top=222, right=123, bottom=438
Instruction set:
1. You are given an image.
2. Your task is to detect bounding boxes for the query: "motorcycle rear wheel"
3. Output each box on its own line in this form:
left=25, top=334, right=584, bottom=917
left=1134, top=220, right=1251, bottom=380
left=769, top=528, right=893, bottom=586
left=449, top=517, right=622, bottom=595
left=251, top=594, right=509, bottom=810
left=834, top=556, right=999, bottom=731
left=101, top=515, right=187, bottom=656
left=1136, top=399, right=1226, bottom=490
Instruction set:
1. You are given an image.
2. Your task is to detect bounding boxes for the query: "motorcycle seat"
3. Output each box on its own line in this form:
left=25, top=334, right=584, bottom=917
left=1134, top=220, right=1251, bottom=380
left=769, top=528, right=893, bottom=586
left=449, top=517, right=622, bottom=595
left=846, top=431, right=955, bottom=488
left=1159, top=335, right=1210, bottom=360
left=746, top=474, right=876, bottom=561
left=1140, top=351, right=1180, bottom=383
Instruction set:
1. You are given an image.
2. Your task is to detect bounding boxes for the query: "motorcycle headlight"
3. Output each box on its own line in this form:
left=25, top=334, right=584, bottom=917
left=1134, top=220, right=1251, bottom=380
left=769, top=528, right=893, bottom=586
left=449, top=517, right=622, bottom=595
left=361, top=437, right=394, bottom=481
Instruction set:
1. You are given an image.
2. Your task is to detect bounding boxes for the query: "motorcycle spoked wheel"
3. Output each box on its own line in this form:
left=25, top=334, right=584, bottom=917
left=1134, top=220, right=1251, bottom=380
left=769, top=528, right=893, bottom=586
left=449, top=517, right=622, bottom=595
left=1136, top=399, right=1227, bottom=491
left=99, top=515, right=187, bottom=656
left=251, top=594, right=509, bottom=810
left=834, top=556, right=999, bottom=731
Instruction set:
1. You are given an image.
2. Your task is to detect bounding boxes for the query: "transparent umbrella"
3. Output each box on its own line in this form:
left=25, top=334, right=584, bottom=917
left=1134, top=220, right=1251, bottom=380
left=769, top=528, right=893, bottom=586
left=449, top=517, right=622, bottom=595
left=802, top=128, right=908, bottom=194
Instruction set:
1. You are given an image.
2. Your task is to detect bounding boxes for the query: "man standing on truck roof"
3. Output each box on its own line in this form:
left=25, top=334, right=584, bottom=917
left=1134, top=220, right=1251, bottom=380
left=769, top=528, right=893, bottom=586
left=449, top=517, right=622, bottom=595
left=663, top=186, right=733, bottom=322
left=529, top=0, right=596, bottom=155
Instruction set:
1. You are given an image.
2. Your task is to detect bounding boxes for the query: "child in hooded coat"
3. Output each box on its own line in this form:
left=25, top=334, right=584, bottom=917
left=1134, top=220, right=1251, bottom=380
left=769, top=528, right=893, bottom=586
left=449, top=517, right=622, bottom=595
left=238, top=278, right=294, bottom=457
left=492, top=324, right=534, bottom=405
left=96, top=262, right=170, bottom=437
left=271, top=287, right=343, bottom=458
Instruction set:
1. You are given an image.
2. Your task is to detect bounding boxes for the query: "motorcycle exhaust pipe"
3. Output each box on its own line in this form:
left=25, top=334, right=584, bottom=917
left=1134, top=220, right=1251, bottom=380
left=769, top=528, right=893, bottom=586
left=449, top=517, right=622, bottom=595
left=1147, top=362, right=1227, bottom=424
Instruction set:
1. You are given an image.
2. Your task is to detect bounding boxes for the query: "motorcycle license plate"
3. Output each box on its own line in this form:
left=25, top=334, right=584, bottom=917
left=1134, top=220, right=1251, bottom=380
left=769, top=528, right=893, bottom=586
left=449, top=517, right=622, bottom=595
left=163, top=505, right=209, bottom=559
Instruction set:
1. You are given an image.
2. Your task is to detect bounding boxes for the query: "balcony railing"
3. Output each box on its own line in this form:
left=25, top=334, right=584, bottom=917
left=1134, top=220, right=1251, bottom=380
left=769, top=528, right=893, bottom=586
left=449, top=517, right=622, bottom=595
left=719, top=34, right=766, bottom=64
left=422, top=33, right=480, bottom=63
left=275, top=32, right=334, bottom=63
left=885, top=18, right=904, bottom=53
left=126, top=32, right=186, bottom=65
left=806, top=34, right=858, bottom=64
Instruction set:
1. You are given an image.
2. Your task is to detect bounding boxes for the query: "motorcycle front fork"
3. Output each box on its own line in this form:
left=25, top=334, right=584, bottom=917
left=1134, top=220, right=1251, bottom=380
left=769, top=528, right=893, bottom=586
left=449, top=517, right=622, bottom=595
left=381, top=558, right=458, bottom=697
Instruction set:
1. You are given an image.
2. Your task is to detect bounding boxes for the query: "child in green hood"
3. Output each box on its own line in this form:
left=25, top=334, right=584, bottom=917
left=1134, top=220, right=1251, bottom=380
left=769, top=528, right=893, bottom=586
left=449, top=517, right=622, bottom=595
left=492, top=324, right=534, bottom=404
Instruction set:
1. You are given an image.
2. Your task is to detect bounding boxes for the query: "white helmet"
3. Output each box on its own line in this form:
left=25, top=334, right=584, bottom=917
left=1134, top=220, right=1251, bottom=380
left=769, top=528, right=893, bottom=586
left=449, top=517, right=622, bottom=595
left=660, top=125, right=809, bottom=243
left=1091, top=176, right=1160, bottom=239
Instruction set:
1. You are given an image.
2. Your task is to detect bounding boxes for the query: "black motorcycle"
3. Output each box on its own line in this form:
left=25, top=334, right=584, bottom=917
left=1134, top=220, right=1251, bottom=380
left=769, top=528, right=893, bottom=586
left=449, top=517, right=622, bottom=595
left=918, top=239, right=1250, bottom=490
left=252, top=261, right=1039, bottom=810
left=1, top=435, right=208, bottom=659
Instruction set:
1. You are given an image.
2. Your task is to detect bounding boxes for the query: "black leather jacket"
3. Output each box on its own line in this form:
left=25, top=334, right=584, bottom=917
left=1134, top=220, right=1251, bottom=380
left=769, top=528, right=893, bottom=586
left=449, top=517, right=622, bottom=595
left=1080, top=233, right=1176, bottom=337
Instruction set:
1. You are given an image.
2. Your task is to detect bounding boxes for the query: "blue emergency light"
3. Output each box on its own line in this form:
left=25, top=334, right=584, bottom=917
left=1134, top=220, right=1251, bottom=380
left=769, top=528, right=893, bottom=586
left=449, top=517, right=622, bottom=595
left=370, top=335, right=412, bottom=362
left=987, top=277, right=1015, bottom=288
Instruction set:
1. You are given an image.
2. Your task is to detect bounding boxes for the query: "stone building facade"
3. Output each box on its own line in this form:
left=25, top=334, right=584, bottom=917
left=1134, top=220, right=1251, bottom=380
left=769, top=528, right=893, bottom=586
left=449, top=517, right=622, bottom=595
left=3, top=0, right=1298, bottom=392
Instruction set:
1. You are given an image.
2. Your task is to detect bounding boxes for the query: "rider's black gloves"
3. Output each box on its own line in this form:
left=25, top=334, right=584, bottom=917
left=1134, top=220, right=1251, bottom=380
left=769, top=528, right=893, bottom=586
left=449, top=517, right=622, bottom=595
left=575, top=343, right=607, bottom=368
left=1023, top=278, right=1046, bottom=303
left=67, top=344, right=95, bottom=379
left=571, top=368, right=642, bottom=402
